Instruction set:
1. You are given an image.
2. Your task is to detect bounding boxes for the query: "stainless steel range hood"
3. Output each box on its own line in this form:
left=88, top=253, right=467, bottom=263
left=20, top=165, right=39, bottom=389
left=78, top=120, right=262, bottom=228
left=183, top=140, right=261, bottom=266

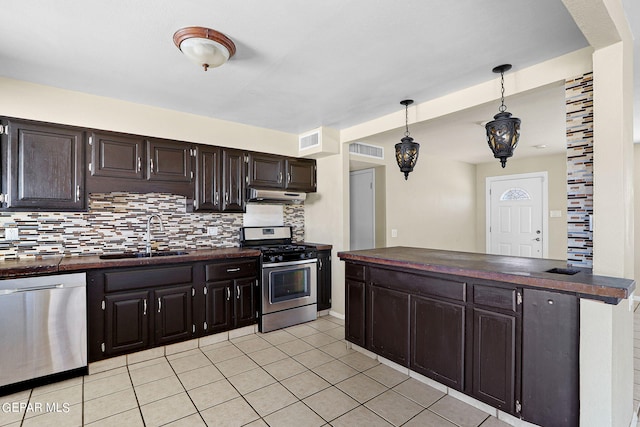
left=247, top=188, right=307, bottom=204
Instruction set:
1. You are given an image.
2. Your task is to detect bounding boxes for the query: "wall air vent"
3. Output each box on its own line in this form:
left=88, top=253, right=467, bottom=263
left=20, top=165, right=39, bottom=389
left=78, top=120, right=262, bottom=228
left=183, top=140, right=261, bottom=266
left=349, top=142, right=384, bottom=159
left=299, top=129, right=320, bottom=150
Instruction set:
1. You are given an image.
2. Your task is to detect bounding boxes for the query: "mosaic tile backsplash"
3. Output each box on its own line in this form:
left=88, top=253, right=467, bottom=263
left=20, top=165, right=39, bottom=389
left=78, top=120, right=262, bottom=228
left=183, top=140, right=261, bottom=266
left=0, top=193, right=305, bottom=260
left=565, top=72, right=593, bottom=268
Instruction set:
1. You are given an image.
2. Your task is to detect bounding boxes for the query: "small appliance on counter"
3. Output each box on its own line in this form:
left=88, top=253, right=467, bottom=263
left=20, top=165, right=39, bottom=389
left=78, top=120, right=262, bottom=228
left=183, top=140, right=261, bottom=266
left=240, top=226, right=317, bottom=332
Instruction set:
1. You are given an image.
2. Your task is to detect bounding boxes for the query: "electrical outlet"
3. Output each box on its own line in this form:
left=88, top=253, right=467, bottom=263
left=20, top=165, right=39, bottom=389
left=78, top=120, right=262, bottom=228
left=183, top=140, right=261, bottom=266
left=5, top=228, right=19, bottom=240
left=391, top=229, right=398, bottom=238
left=207, top=226, right=218, bottom=236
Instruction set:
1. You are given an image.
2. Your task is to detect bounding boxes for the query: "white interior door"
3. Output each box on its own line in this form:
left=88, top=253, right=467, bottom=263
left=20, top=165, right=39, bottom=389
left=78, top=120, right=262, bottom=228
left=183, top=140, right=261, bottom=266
left=487, top=173, right=547, bottom=258
left=350, top=168, right=375, bottom=250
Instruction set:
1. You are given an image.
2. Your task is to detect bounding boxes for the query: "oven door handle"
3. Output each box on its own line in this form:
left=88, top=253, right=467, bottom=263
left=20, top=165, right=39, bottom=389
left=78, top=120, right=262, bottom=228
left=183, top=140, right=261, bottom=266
left=262, top=259, right=317, bottom=268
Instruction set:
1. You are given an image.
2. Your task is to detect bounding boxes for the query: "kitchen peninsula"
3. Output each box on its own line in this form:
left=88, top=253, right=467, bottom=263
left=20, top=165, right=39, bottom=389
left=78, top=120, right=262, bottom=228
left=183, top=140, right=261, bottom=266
left=338, top=246, right=635, bottom=427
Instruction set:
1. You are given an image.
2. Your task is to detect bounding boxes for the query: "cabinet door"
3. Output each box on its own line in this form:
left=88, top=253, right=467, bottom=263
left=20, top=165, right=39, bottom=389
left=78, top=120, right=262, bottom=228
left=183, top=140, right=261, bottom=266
left=472, top=308, right=516, bottom=412
left=206, top=281, right=233, bottom=333
left=248, top=153, right=283, bottom=189
left=234, top=277, right=257, bottom=328
left=104, top=290, right=150, bottom=355
left=2, top=119, right=85, bottom=210
left=89, top=131, right=144, bottom=179
left=345, top=279, right=366, bottom=347
left=285, top=158, right=316, bottom=192
left=154, top=285, right=193, bottom=345
left=368, top=284, right=410, bottom=366
left=195, top=145, right=221, bottom=211
left=221, top=148, right=246, bottom=212
left=521, top=289, right=578, bottom=426
left=411, top=296, right=465, bottom=390
left=317, top=250, right=332, bottom=311
left=147, top=139, right=193, bottom=182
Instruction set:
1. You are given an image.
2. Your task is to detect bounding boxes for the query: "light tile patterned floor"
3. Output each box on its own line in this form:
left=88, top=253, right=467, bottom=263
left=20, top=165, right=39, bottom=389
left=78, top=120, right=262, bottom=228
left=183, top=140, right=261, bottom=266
left=1, top=316, right=511, bottom=427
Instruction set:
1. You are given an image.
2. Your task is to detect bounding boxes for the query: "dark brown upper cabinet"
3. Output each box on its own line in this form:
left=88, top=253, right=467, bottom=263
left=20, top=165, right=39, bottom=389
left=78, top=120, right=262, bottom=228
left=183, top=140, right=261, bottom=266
left=221, top=148, right=246, bottom=212
left=194, top=145, right=222, bottom=211
left=86, top=132, right=195, bottom=198
left=89, top=131, right=145, bottom=179
left=286, top=158, right=316, bottom=192
left=247, top=153, right=283, bottom=189
left=147, top=138, right=193, bottom=182
left=248, top=153, right=316, bottom=192
left=0, top=118, right=85, bottom=211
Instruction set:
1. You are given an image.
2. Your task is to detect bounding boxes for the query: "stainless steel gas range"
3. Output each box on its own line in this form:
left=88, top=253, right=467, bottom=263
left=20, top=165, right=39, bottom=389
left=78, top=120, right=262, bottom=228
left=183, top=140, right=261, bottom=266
left=240, top=226, right=317, bottom=332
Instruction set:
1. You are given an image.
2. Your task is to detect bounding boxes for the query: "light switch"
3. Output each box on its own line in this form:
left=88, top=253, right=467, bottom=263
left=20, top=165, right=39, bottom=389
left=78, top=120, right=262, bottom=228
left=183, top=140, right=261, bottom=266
left=391, top=229, right=398, bottom=238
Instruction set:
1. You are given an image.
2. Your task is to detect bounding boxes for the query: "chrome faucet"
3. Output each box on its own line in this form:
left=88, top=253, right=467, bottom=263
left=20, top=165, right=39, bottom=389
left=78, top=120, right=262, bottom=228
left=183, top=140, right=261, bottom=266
left=145, top=214, right=164, bottom=254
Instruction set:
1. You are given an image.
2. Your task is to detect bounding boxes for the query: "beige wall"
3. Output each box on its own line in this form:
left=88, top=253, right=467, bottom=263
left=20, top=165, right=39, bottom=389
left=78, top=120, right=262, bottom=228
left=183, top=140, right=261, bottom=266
left=0, top=77, right=298, bottom=156
left=475, top=153, right=568, bottom=260
left=384, top=151, right=477, bottom=252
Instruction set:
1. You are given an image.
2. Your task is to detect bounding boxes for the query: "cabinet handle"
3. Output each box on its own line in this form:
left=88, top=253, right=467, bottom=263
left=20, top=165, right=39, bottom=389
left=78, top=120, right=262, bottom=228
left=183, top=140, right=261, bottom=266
left=278, top=172, right=282, bottom=184
left=236, top=285, right=241, bottom=299
left=137, top=157, right=142, bottom=172
left=76, top=185, right=81, bottom=202
left=225, top=192, right=229, bottom=204
left=287, top=172, right=291, bottom=183
left=238, top=188, right=241, bottom=202
left=226, top=287, right=231, bottom=301
left=319, top=259, right=323, bottom=270
left=143, top=299, right=147, bottom=315
left=158, top=297, right=161, bottom=313
left=226, top=267, right=241, bottom=273
left=215, top=192, right=219, bottom=205
left=150, top=158, right=154, bottom=173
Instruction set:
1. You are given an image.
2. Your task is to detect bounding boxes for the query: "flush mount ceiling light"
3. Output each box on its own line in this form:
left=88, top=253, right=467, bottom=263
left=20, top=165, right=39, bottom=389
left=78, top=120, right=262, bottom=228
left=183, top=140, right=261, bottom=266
left=485, top=64, right=521, bottom=168
left=395, top=100, right=420, bottom=180
left=173, top=26, right=236, bottom=71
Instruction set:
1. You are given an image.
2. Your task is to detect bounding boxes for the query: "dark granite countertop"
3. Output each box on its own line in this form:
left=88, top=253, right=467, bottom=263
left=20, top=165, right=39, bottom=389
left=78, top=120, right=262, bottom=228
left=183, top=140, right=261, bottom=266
left=301, top=242, right=333, bottom=251
left=338, top=246, right=635, bottom=304
left=0, top=248, right=261, bottom=278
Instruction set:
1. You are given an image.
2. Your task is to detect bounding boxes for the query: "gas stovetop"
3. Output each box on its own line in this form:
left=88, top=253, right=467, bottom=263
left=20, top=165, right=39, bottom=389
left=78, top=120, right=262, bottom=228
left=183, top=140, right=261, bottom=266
left=240, top=226, right=317, bottom=263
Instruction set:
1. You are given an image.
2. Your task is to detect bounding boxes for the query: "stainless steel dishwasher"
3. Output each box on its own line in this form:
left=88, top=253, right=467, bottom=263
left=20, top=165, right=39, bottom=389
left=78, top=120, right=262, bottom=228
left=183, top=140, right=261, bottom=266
left=0, top=272, right=87, bottom=387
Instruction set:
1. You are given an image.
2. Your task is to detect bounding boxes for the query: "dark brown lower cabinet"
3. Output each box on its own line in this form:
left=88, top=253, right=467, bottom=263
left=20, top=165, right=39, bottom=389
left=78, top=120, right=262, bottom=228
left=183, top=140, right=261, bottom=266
left=368, top=284, right=409, bottom=366
left=154, top=285, right=193, bottom=345
left=345, top=279, right=366, bottom=347
left=104, top=290, right=150, bottom=355
left=234, top=277, right=258, bottom=328
left=521, top=289, right=579, bottom=427
left=206, top=282, right=233, bottom=333
left=411, top=296, right=465, bottom=390
left=472, top=307, right=517, bottom=412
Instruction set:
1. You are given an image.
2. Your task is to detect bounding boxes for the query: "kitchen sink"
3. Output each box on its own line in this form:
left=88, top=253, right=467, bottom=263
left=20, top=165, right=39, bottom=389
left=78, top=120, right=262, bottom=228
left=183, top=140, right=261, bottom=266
left=99, top=251, right=189, bottom=260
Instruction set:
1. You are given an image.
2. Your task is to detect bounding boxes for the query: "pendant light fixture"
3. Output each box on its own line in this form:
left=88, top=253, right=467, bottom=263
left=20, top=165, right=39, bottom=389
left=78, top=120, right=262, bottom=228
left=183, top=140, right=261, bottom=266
left=395, top=100, right=420, bottom=180
left=485, top=64, right=521, bottom=168
left=173, top=26, right=236, bottom=71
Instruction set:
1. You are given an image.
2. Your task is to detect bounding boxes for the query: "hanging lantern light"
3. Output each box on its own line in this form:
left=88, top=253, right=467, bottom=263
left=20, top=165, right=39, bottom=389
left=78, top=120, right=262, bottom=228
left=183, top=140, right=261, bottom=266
left=485, top=64, right=521, bottom=168
left=395, top=99, right=420, bottom=180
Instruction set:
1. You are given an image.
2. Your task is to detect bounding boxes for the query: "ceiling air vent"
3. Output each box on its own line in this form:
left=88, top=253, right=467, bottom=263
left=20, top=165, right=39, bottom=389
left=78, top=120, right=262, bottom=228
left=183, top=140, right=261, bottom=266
left=349, top=142, right=384, bottom=159
left=299, top=129, right=320, bottom=150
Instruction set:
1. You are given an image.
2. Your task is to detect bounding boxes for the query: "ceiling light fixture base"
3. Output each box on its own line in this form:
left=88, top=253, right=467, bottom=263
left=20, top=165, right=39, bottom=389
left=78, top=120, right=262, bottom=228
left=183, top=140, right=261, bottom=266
left=492, top=64, right=512, bottom=74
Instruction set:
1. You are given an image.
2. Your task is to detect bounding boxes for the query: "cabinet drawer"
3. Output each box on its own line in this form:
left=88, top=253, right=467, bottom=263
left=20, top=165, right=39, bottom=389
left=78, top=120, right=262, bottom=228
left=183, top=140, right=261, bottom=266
left=370, top=267, right=466, bottom=302
left=104, top=265, right=193, bottom=292
left=206, top=260, right=258, bottom=281
left=473, top=284, right=517, bottom=312
left=345, top=263, right=365, bottom=281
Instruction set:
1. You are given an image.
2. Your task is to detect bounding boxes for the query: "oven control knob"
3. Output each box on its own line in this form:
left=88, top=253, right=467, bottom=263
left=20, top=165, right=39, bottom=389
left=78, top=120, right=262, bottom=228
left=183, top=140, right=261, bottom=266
left=278, top=255, right=283, bottom=262
left=269, top=255, right=276, bottom=262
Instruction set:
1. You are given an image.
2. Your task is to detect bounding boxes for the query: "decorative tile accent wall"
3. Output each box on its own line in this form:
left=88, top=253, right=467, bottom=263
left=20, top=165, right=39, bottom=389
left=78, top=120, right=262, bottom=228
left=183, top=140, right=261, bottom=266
left=565, top=72, right=593, bottom=268
left=0, top=193, right=305, bottom=260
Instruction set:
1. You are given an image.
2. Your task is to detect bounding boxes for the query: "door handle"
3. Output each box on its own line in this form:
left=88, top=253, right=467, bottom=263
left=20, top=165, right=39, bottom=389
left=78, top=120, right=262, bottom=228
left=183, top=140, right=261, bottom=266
left=533, top=237, right=541, bottom=241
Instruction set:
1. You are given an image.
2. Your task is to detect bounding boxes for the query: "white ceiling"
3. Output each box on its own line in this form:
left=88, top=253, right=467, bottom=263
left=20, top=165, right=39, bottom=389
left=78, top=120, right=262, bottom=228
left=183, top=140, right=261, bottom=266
left=0, top=0, right=637, bottom=163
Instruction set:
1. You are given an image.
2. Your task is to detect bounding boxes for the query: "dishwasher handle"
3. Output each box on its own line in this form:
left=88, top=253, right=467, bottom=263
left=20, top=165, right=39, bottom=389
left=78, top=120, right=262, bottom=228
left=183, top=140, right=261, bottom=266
left=0, top=284, right=64, bottom=295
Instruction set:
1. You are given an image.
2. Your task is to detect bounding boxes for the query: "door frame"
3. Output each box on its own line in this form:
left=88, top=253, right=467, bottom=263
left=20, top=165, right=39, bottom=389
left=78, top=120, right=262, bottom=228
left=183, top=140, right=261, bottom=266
left=349, top=168, right=376, bottom=250
left=485, top=171, right=548, bottom=258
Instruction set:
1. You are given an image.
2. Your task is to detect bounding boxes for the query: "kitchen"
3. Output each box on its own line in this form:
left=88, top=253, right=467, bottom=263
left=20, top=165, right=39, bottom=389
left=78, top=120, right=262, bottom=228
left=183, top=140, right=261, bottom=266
left=0, top=1, right=638, bottom=426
